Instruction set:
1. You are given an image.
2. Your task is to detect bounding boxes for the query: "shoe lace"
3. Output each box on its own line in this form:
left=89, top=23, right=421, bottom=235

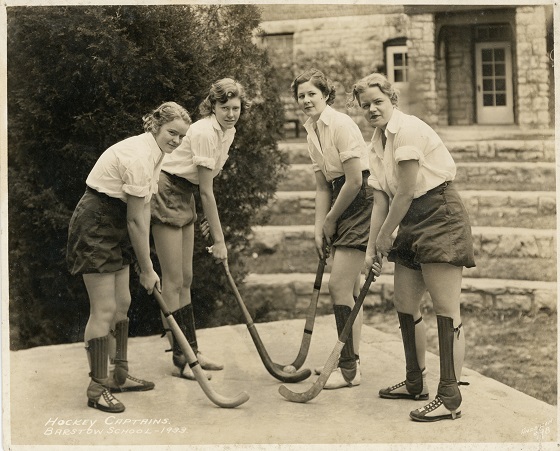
left=102, top=389, right=120, bottom=406
left=388, top=380, right=406, bottom=391
left=422, top=396, right=443, bottom=413
left=126, top=374, right=148, bottom=385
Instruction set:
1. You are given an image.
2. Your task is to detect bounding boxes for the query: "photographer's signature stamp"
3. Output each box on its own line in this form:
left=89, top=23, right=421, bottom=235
left=521, top=418, right=554, bottom=441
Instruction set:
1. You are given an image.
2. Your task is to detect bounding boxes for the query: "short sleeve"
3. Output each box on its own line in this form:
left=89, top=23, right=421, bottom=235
left=121, top=157, right=151, bottom=198
left=393, top=128, right=426, bottom=166
left=191, top=129, right=218, bottom=170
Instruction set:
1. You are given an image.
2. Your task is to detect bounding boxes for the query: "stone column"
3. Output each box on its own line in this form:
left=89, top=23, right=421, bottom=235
left=406, top=13, right=438, bottom=125
left=515, top=6, right=550, bottom=129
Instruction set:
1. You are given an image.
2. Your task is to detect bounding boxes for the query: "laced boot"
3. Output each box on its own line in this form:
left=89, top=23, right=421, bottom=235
left=183, top=303, right=223, bottom=371
left=86, top=335, right=125, bottom=413
left=379, top=313, right=429, bottom=400
left=170, top=307, right=211, bottom=381
left=410, top=315, right=463, bottom=422
left=108, top=319, right=155, bottom=392
left=324, top=305, right=360, bottom=389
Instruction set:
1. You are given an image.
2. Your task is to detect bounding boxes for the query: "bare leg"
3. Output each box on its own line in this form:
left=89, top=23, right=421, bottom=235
left=393, top=264, right=428, bottom=372
left=379, top=263, right=429, bottom=400
left=422, top=263, right=465, bottom=381
left=82, top=271, right=125, bottom=412
left=410, top=263, right=464, bottom=421
left=83, top=272, right=119, bottom=342
left=324, top=247, right=364, bottom=389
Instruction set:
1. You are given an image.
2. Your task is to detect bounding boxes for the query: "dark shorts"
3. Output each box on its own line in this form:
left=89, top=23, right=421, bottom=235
left=330, top=171, right=373, bottom=253
left=67, top=187, right=133, bottom=275
left=151, top=170, right=198, bottom=228
left=388, top=182, right=476, bottom=271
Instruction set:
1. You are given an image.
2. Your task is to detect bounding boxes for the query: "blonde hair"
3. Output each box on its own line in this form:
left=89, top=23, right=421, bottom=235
left=349, top=73, right=399, bottom=109
left=142, top=102, right=191, bottom=133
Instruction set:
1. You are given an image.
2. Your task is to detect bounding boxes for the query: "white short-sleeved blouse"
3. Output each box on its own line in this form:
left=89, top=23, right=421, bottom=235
left=367, top=108, right=456, bottom=199
left=303, top=105, right=369, bottom=182
left=86, top=132, right=164, bottom=203
left=161, top=115, right=236, bottom=184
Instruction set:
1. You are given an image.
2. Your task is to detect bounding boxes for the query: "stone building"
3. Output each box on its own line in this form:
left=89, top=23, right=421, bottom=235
left=258, top=4, right=554, bottom=133
left=242, top=4, right=556, bottom=317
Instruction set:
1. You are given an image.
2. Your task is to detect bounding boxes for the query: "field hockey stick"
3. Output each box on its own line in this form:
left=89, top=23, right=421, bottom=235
left=221, top=259, right=312, bottom=383
left=278, top=268, right=376, bottom=403
left=152, top=289, right=250, bottom=408
left=279, top=241, right=327, bottom=371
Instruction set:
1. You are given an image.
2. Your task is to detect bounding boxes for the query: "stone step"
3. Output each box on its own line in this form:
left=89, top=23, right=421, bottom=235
left=244, top=225, right=557, bottom=282
left=278, top=162, right=556, bottom=192
left=264, top=190, right=556, bottom=229
left=279, top=136, right=555, bottom=164
left=240, top=273, right=557, bottom=315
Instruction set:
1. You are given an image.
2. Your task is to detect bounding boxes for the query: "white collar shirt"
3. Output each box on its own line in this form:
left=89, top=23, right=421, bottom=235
left=303, top=105, right=369, bottom=182
left=367, top=108, right=456, bottom=199
left=86, top=132, right=164, bottom=203
left=161, top=115, right=236, bottom=184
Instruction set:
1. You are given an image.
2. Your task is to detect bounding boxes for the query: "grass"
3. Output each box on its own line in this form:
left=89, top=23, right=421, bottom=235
left=363, top=306, right=557, bottom=405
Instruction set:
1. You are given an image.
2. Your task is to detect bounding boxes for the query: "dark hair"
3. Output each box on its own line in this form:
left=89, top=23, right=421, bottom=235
left=198, top=78, right=250, bottom=117
left=291, top=68, right=336, bottom=105
left=348, top=73, right=399, bottom=109
left=142, top=101, right=191, bottom=133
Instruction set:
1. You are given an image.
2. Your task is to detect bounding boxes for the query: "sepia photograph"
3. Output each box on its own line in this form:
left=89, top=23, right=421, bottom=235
left=1, top=0, right=557, bottom=449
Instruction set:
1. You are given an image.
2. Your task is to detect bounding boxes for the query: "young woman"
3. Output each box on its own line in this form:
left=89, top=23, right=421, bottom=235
left=67, top=102, right=192, bottom=413
left=351, top=73, right=475, bottom=421
left=291, top=68, right=379, bottom=390
left=151, top=78, right=249, bottom=380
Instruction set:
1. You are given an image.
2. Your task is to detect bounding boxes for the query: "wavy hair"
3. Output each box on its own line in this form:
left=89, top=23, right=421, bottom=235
left=142, top=101, right=192, bottom=134
left=291, top=68, right=336, bottom=106
left=198, top=78, right=250, bottom=118
left=348, top=73, right=399, bottom=109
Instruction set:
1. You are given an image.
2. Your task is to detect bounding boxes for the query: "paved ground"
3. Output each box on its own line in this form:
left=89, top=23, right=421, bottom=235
left=5, top=316, right=558, bottom=450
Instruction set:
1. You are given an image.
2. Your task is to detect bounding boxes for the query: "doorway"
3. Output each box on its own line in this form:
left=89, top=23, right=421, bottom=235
left=475, top=41, right=514, bottom=124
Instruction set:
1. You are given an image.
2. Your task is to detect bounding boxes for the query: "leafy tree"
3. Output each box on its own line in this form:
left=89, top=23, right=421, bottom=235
left=7, top=5, right=287, bottom=349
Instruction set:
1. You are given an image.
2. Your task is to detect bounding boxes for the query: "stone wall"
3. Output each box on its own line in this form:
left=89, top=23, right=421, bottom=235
left=261, top=5, right=553, bottom=130
left=261, top=13, right=409, bottom=74
left=259, top=4, right=402, bottom=22
left=446, top=27, right=474, bottom=125
left=515, top=6, right=551, bottom=129
left=405, top=14, right=438, bottom=124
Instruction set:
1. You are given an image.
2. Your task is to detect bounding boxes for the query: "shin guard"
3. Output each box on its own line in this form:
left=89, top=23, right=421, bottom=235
left=171, top=306, right=189, bottom=370
left=436, top=315, right=462, bottom=411
left=183, top=303, right=199, bottom=354
left=112, top=319, right=129, bottom=385
left=86, top=335, right=109, bottom=398
left=333, top=304, right=356, bottom=382
left=398, top=312, right=425, bottom=396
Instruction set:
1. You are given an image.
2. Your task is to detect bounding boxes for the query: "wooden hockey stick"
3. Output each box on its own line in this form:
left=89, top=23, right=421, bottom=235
left=222, top=260, right=312, bottom=383
left=152, top=289, right=250, bottom=408
left=280, top=250, right=327, bottom=370
left=278, top=269, right=376, bottom=403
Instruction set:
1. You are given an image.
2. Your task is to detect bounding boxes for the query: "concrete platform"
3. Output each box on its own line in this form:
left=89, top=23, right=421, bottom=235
left=5, top=316, right=558, bottom=450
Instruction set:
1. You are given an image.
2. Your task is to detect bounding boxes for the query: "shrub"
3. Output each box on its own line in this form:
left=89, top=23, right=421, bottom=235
left=7, top=5, right=287, bottom=349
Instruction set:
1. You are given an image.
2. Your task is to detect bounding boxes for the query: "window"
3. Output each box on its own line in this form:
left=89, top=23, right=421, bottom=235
left=475, top=24, right=512, bottom=42
left=386, top=45, right=408, bottom=83
left=262, top=33, right=294, bottom=67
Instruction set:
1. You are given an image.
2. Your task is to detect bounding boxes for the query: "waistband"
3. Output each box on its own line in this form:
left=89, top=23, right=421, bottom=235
left=85, top=186, right=124, bottom=206
left=162, top=170, right=197, bottom=188
left=423, top=181, right=452, bottom=196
